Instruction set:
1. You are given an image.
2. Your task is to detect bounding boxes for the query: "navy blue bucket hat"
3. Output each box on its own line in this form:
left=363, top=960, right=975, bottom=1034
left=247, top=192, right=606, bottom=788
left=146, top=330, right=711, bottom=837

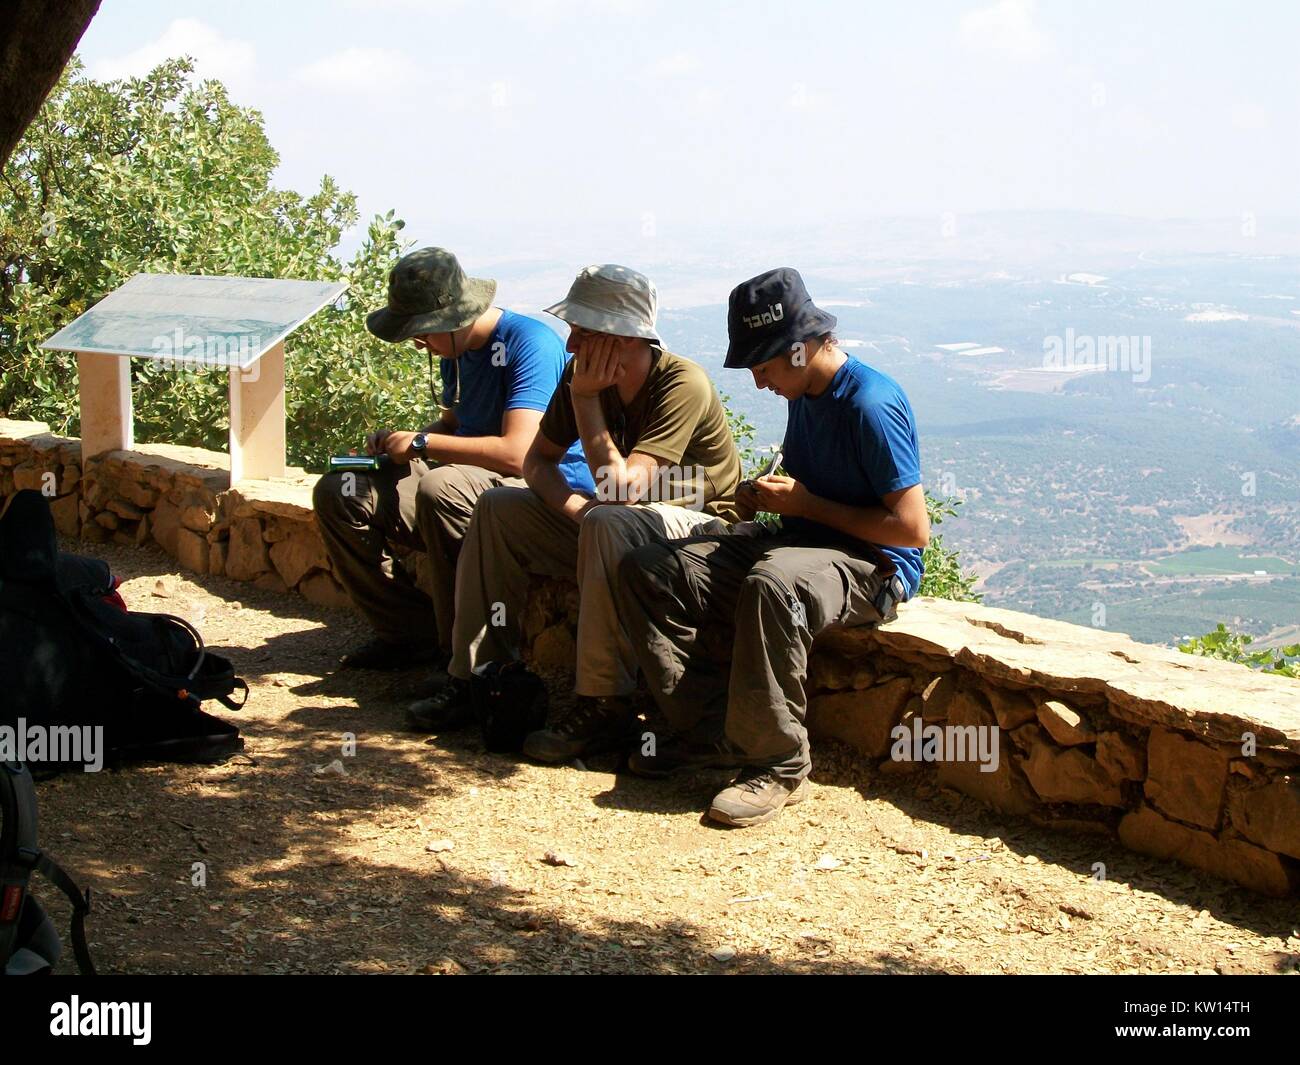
left=724, top=267, right=837, bottom=369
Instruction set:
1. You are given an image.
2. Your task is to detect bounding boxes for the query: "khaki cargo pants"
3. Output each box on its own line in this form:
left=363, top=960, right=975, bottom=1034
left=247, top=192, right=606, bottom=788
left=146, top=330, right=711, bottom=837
left=313, top=460, right=523, bottom=650
left=448, top=487, right=728, bottom=696
left=614, top=530, right=893, bottom=780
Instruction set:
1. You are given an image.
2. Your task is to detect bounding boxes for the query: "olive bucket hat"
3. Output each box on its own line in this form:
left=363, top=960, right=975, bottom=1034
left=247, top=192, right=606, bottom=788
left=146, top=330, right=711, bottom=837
left=366, top=247, right=497, bottom=343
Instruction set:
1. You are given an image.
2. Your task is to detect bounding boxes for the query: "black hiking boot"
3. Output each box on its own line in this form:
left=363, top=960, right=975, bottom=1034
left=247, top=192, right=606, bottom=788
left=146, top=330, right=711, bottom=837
left=522, top=696, right=636, bottom=764
left=406, top=678, right=474, bottom=733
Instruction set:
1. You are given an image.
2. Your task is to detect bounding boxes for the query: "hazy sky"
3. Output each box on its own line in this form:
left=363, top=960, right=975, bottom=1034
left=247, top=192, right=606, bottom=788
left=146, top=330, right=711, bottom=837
left=75, top=1, right=1299, bottom=268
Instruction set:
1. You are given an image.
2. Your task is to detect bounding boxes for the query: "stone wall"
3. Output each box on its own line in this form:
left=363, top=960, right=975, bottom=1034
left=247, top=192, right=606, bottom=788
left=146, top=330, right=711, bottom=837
left=0, top=418, right=352, bottom=610
left=3, top=418, right=1298, bottom=896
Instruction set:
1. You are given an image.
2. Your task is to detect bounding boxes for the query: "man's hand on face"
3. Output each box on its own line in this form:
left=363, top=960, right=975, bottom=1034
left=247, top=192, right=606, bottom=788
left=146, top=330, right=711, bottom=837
left=750, top=474, right=811, bottom=517
left=365, top=428, right=419, bottom=463
left=569, top=332, right=626, bottom=397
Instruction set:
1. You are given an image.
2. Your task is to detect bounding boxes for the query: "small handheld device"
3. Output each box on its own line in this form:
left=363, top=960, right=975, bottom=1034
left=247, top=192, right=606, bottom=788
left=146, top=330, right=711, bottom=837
left=758, top=449, right=784, bottom=478
left=328, top=454, right=392, bottom=472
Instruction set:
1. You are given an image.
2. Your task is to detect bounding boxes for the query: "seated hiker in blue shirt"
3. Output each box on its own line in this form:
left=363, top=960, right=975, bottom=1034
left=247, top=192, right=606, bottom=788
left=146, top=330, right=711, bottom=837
left=615, top=267, right=930, bottom=827
left=314, top=246, right=590, bottom=672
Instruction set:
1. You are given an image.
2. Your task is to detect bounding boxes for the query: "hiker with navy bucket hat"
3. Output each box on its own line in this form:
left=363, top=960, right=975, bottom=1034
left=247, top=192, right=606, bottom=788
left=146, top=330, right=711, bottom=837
left=615, top=267, right=931, bottom=827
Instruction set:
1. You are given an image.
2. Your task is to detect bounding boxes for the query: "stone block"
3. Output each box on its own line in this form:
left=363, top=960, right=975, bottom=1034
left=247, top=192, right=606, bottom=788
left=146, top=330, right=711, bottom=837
left=226, top=518, right=271, bottom=582
left=1119, top=804, right=1294, bottom=898
left=1097, top=730, right=1145, bottom=782
left=1022, top=742, right=1124, bottom=806
left=269, top=524, right=331, bottom=588
left=175, top=527, right=209, bottom=575
left=254, top=572, right=289, bottom=595
left=986, top=685, right=1038, bottom=729
left=49, top=493, right=80, bottom=537
left=1036, top=699, right=1096, bottom=746
left=180, top=504, right=214, bottom=534
left=530, top=624, right=576, bottom=674
left=105, top=498, right=145, bottom=521
left=809, top=676, right=913, bottom=759
left=934, top=686, right=1037, bottom=816
left=298, top=570, right=353, bottom=611
left=1227, top=778, right=1300, bottom=860
left=1145, top=729, right=1229, bottom=830
left=919, top=673, right=959, bottom=721
left=150, top=495, right=182, bottom=556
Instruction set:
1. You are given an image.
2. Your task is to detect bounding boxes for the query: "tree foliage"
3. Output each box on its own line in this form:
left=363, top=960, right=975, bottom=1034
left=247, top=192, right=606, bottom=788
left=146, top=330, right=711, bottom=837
left=0, top=57, right=419, bottom=470
left=1179, top=623, right=1299, bottom=679
left=919, top=494, right=981, bottom=602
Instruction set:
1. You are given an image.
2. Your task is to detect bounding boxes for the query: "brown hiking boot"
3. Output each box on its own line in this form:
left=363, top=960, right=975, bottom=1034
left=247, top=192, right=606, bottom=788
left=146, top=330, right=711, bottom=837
left=523, top=696, right=636, bottom=764
left=707, top=768, right=811, bottom=827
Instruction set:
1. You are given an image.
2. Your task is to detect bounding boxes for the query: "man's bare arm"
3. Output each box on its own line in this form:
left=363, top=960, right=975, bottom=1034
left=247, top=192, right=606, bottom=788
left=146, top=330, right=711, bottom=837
left=570, top=392, right=664, bottom=503
left=747, top=479, right=930, bottom=549
left=524, top=430, right=595, bottom=523
left=374, top=408, right=544, bottom=477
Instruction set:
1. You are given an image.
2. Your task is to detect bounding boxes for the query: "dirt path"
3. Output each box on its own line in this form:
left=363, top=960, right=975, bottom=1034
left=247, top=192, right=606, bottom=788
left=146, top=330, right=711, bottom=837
left=32, top=541, right=1300, bottom=975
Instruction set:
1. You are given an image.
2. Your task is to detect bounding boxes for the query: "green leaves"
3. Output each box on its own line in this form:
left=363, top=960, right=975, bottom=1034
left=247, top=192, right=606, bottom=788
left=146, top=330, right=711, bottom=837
left=0, top=56, right=417, bottom=465
left=1178, top=622, right=1299, bottom=678
left=919, top=493, right=982, bottom=603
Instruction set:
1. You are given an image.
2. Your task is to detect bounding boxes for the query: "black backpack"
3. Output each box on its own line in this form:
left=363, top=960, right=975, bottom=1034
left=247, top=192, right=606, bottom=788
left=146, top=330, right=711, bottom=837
left=470, top=660, right=547, bottom=753
left=0, top=761, right=94, bottom=975
left=0, top=489, right=247, bottom=768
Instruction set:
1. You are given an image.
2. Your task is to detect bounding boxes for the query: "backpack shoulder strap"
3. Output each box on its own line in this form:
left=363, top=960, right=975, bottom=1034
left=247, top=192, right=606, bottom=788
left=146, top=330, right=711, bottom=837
left=34, top=852, right=95, bottom=975
left=0, top=762, right=96, bottom=976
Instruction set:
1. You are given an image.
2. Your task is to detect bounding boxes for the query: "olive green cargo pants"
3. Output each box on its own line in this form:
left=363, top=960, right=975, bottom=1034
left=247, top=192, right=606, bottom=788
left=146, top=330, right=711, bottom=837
left=313, top=460, right=523, bottom=650
left=448, top=486, right=728, bottom=696
left=615, top=530, right=893, bottom=780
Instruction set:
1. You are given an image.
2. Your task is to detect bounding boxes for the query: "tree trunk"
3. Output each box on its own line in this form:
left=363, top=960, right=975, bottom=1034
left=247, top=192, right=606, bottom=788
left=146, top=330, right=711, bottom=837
left=0, top=0, right=101, bottom=168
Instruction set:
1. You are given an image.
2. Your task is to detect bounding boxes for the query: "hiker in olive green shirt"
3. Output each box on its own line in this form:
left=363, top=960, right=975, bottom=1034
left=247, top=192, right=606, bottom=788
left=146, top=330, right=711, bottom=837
left=407, top=264, right=741, bottom=761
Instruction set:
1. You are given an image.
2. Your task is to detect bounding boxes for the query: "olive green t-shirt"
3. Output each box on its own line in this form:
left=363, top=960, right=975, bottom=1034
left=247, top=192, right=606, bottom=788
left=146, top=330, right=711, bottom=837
left=540, top=347, right=741, bottom=521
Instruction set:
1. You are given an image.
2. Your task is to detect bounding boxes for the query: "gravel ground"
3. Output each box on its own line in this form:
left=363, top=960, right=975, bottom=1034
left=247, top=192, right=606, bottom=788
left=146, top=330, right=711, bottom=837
left=28, top=539, right=1300, bottom=975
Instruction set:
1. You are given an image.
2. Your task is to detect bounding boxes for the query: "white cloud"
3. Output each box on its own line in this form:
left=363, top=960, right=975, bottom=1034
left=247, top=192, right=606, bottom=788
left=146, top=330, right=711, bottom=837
left=295, top=47, right=429, bottom=94
left=88, top=18, right=257, bottom=97
left=1231, top=103, right=1271, bottom=132
left=960, top=0, right=1051, bottom=60
left=651, top=51, right=698, bottom=78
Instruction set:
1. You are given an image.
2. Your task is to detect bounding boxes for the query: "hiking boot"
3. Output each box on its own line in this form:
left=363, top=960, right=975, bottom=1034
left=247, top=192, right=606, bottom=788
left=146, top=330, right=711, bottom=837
left=339, top=637, right=440, bottom=672
left=522, top=696, right=636, bottom=764
left=406, top=678, right=474, bottom=733
left=627, top=735, right=741, bottom=779
left=707, top=767, right=811, bottom=827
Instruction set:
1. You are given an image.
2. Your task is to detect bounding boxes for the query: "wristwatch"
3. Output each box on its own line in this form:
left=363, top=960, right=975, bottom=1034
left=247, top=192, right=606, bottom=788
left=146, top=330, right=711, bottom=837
left=412, top=433, right=428, bottom=453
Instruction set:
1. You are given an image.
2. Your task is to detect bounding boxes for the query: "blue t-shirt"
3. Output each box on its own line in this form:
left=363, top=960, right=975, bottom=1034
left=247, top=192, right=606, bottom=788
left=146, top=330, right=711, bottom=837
left=440, top=310, right=593, bottom=493
left=782, top=356, right=925, bottom=598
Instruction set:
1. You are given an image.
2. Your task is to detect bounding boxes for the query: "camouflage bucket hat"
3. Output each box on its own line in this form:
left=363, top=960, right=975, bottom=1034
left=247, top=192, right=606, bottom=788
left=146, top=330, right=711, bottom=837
left=366, top=247, right=497, bottom=343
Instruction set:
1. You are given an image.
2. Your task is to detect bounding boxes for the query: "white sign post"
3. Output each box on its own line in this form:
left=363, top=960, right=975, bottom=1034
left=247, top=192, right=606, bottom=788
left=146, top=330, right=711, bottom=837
left=42, top=274, right=347, bottom=485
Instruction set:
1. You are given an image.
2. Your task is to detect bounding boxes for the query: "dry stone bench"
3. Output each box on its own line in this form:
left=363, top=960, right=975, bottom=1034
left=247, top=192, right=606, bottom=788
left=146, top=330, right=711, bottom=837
left=0, top=418, right=351, bottom=610
left=4, top=417, right=1298, bottom=896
